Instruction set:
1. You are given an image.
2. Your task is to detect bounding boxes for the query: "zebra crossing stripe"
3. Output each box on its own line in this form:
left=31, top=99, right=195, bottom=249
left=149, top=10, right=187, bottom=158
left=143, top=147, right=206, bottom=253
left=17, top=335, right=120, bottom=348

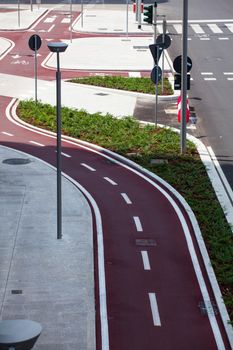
left=225, top=23, right=233, bottom=33
left=173, top=24, right=182, bottom=34
left=207, top=23, right=223, bottom=33
left=190, top=24, right=205, bottom=34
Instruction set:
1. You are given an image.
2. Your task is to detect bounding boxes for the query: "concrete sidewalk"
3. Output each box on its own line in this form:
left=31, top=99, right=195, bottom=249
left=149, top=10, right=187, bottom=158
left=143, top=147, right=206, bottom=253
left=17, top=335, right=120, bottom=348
left=0, top=145, right=95, bottom=349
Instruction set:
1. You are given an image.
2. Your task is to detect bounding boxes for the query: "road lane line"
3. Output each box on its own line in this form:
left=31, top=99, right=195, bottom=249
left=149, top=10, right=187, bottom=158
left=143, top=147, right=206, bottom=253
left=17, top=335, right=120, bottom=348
left=227, top=78, right=233, bottom=81
left=148, top=293, right=161, bottom=326
left=103, top=177, right=118, bottom=186
left=190, top=24, right=205, bottom=34
left=141, top=251, right=151, bottom=270
left=207, top=23, right=223, bottom=33
left=201, top=72, right=213, bottom=75
left=204, top=78, right=216, bottom=81
left=2, top=131, right=13, bottom=136
left=121, top=193, right=132, bottom=204
left=200, top=38, right=210, bottom=40
left=81, top=163, right=96, bottom=171
left=47, top=24, right=55, bottom=32
left=207, top=146, right=233, bottom=206
left=55, top=150, right=71, bottom=158
left=133, top=216, right=143, bottom=232
left=29, top=140, right=45, bottom=147
left=218, top=37, right=229, bottom=40
left=223, top=72, right=233, bottom=75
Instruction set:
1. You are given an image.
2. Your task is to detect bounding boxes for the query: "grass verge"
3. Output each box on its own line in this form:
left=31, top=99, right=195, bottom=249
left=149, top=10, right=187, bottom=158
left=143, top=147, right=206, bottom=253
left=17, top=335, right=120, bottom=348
left=69, top=75, right=173, bottom=95
left=18, top=99, right=233, bottom=323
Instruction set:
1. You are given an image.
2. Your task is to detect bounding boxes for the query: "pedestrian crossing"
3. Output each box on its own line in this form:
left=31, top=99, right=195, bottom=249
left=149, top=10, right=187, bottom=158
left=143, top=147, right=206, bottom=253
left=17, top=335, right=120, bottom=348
left=158, top=20, right=233, bottom=39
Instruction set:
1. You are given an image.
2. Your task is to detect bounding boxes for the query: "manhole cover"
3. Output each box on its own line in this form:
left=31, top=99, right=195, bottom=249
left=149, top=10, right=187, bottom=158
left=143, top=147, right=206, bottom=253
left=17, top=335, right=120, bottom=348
left=3, top=158, right=31, bottom=165
left=135, top=239, right=156, bottom=247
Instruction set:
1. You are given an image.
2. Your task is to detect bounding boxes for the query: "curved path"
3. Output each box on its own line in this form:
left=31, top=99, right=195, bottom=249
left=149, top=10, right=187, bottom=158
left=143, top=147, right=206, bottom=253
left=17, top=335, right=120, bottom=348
left=0, top=96, right=231, bottom=350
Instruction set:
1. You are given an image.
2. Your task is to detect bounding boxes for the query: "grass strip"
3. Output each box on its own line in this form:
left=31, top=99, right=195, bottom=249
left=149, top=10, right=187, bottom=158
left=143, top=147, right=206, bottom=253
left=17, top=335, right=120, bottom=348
left=18, top=100, right=233, bottom=323
left=69, top=75, right=173, bottom=95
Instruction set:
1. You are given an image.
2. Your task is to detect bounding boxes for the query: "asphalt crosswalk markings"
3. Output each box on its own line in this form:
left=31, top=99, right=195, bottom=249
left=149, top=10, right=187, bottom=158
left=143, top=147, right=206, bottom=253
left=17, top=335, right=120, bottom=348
left=207, top=23, right=223, bottom=33
left=190, top=24, right=205, bottom=34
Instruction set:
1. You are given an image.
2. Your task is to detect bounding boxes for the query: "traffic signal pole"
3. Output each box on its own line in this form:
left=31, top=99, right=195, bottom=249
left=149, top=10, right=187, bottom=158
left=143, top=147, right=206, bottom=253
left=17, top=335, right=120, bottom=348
left=181, top=0, right=188, bottom=154
left=153, top=2, right=158, bottom=126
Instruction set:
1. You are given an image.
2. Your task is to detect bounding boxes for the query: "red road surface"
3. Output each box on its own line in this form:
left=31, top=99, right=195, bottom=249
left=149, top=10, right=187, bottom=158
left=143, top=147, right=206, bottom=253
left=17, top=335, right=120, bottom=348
left=0, top=96, right=231, bottom=350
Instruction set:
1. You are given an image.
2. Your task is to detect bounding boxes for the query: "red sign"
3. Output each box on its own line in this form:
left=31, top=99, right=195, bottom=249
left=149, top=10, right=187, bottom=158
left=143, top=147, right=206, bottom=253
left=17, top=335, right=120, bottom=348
left=177, top=96, right=190, bottom=123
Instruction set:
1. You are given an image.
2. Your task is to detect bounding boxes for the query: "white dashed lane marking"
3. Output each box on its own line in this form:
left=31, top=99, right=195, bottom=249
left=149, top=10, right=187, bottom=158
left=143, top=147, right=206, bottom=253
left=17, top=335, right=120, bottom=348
left=121, top=193, right=132, bottom=204
left=81, top=163, right=96, bottom=171
left=201, top=72, right=213, bottom=75
left=141, top=251, right=151, bottom=270
left=133, top=216, right=143, bottom=232
left=103, top=177, right=118, bottom=186
left=2, top=131, right=13, bottom=136
left=55, top=150, right=71, bottom=158
left=204, top=78, right=217, bottom=81
left=29, top=140, right=45, bottom=147
left=148, top=293, right=161, bottom=326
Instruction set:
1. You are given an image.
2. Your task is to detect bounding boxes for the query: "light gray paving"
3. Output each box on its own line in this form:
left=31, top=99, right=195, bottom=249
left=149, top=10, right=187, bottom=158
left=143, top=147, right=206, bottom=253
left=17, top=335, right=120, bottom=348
left=0, top=146, right=95, bottom=350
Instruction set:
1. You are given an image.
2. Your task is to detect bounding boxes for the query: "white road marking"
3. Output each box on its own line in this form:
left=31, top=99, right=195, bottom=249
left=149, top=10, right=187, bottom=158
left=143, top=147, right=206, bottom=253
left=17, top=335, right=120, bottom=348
left=218, top=37, right=229, bottom=40
left=47, top=24, right=55, bottom=32
left=190, top=24, right=205, bottom=34
left=121, top=193, right=132, bottom=204
left=44, top=17, right=55, bottom=23
left=173, top=24, right=182, bottom=34
left=225, top=23, right=233, bottom=33
left=201, top=72, right=213, bottom=75
left=207, top=23, right=223, bottom=33
left=141, top=251, right=151, bottom=270
left=133, top=216, right=143, bottom=232
left=55, top=150, right=71, bottom=158
left=207, top=146, right=233, bottom=205
left=223, top=72, right=233, bottom=75
left=148, top=293, right=161, bottom=326
left=200, top=37, right=210, bottom=40
left=128, top=72, right=141, bottom=78
left=81, top=163, right=96, bottom=171
left=61, top=18, right=71, bottom=23
left=29, top=140, right=45, bottom=147
left=204, top=77, right=216, bottom=81
left=103, top=177, right=118, bottom=186
left=2, top=131, right=13, bottom=136
left=227, top=78, right=233, bottom=81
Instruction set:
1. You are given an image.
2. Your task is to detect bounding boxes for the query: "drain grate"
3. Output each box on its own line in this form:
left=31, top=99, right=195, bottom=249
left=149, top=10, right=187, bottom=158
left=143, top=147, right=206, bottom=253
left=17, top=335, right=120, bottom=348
left=198, top=301, right=218, bottom=316
left=133, top=46, right=148, bottom=49
left=11, top=290, right=22, bottom=294
left=135, top=239, right=156, bottom=247
left=95, top=92, right=109, bottom=96
left=3, top=158, right=31, bottom=165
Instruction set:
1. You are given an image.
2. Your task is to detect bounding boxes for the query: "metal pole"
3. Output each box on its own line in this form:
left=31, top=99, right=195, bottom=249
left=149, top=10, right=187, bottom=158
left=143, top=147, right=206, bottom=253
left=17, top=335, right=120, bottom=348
left=161, top=17, right=166, bottom=94
left=136, top=0, right=139, bottom=21
left=126, top=0, right=129, bottom=38
left=35, top=36, right=37, bottom=103
left=153, top=2, right=157, bottom=126
left=30, top=0, right=33, bottom=11
left=81, top=0, right=84, bottom=27
left=155, top=45, right=159, bottom=126
left=181, top=0, right=188, bottom=154
left=138, top=0, right=141, bottom=29
left=70, top=0, right=73, bottom=43
left=56, top=52, right=62, bottom=239
left=18, top=0, right=20, bottom=27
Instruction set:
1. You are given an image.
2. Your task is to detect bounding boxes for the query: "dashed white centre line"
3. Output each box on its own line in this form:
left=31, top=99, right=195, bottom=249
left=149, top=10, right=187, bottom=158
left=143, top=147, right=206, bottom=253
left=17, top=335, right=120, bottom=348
left=200, top=37, right=210, bottom=40
left=227, top=78, right=233, bottom=81
left=204, top=77, right=216, bottom=81
left=201, top=72, right=213, bottom=75
left=2, top=131, right=13, bottom=136
left=141, top=251, right=151, bottom=270
left=29, top=140, right=45, bottom=147
left=55, top=150, right=71, bottom=158
left=223, top=72, right=233, bottom=75
left=218, top=37, right=229, bottom=40
left=133, top=216, right=143, bottom=232
left=121, top=193, right=132, bottom=204
left=103, top=177, right=118, bottom=186
left=81, top=163, right=96, bottom=171
left=148, top=293, right=161, bottom=326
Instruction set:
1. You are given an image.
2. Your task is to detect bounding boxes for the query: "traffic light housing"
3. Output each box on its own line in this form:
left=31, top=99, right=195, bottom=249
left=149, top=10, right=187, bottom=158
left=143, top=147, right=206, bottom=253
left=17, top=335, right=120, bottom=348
left=143, top=5, right=153, bottom=24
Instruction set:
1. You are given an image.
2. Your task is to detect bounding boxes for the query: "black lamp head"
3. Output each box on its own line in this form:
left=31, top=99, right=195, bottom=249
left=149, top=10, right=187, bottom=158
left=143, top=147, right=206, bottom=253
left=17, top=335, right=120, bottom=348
left=47, top=42, right=68, bottom=53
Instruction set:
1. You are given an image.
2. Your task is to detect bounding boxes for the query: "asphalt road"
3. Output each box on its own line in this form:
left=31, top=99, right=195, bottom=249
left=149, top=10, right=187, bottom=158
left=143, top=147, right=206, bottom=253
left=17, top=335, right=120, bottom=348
left=159, top=0, right=233, bottom=188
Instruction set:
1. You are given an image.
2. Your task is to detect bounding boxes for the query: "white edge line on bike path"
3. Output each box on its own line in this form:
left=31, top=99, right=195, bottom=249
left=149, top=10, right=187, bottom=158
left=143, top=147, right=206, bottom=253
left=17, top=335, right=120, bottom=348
left=7, top=98, right=233, bottom=349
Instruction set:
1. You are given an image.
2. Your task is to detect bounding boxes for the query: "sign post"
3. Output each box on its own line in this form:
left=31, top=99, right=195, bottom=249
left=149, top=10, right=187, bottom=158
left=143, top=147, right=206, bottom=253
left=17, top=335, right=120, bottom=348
left=28, top=34, right=42, bottom=103
left=181, top=0, right=188, bottom=154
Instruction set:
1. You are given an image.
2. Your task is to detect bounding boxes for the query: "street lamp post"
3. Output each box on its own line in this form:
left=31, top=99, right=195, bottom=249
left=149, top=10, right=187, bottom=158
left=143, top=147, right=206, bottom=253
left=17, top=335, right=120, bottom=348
left=47, top=42, right=68, bottom=240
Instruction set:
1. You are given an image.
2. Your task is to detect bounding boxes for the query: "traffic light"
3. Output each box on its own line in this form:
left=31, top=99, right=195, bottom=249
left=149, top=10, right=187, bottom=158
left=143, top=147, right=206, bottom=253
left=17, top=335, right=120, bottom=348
left=143, top=5, right=153, bottom=24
